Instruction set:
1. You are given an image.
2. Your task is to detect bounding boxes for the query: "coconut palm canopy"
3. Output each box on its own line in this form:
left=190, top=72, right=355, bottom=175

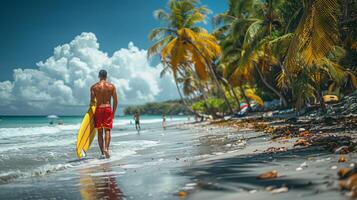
left=149, top=0, right=357, bottom=116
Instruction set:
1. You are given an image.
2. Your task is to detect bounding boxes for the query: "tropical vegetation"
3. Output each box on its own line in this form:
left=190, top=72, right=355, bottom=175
left=148, top=0, right=357, bottom=117
left=123, top=100, right=190, bottom=115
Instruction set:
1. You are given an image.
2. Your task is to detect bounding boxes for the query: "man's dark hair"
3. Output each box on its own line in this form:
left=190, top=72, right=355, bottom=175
left=98, top=70, right=107, bottom=79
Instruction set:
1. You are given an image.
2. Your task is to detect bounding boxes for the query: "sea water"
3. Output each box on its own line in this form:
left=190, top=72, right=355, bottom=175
left=0, top=115, right=188, bottom=185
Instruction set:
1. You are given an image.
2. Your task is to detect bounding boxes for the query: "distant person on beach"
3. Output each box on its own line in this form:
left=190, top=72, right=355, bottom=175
left=162, top=113, right=167, bottom=129
left=90, top=69, right=118, bottom=159
left=133, top=111, right=141, bottom=131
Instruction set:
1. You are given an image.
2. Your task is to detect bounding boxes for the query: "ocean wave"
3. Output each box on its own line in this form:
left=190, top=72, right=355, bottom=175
left=0, top=117, right=187, bottom=139
left=0, top=124, right=80, bottom=139
left=0, top=163, right=74, bottom=184
left=0, top=138, right=75, bottom=153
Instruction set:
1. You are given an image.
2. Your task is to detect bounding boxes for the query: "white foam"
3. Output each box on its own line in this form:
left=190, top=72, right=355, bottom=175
left=0, top=124, right=80, bottom=139
left=0, top=138, right=75, bottom=153
left=78, top=140, right=160, bottom=167
left=111, top=140, right=159, bottom=149
left=0, top=163, right=74, bottom=184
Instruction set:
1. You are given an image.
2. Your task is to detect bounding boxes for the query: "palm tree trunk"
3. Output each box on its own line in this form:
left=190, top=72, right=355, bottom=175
left=208, top=64, right=234, bottom=114
left=188, top=41, right=234, bottom=114
left=254, top=63, right=288, bottom=107
left=315, top=73, right=326, bottom=113
left=196, top=82, right=217, bottom=118
left=239, top=85, right=252, bottom=111
left=230, top=86, right=241, bottom=112
left=221, top=78, right=241, bottom=112
left=173, top=77, right=197, bottom=114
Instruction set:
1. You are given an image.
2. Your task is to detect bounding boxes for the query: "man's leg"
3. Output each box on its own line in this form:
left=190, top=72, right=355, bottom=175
left=97, top=128, right=104, bottom=155
left=104, top=128, right=111, bottom=158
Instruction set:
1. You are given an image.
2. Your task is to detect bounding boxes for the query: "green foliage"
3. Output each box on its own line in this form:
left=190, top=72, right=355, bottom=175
left=207, top=97, right=225, bottom=113
left=124, top=100, right=191, bottom=115
left=191, top=97, right=229, bottom=114
left=191, top=101, right=206, bottom=113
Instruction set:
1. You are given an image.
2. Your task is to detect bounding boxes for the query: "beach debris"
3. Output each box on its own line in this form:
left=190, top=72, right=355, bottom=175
left=338, top=167, right=357, bottom=197
left=296, top=162, right=308, bottom=171
left=270, top=186, right=289, bottom=194
left=176, top=157, right=180, bottom=160
left=177, top=191, right=187, bottom=198
left=265, top=186, right=276, bottom=191
left=294, top=139, right=311, bottom=147
left=338, top=168, right=352, bottom=179
left=338, top=167, right=357, bottom=179
left=334, top=146, right=351, bottom=154
left=339, top=174, right=357, bottom=195
left=182, top=183, right=196, bottom=190
left=331, top=165, right=338, bottom=170
left=296, top=167, right=303, bottom=171
left=257, top=170, right=278, bottom=180
left=338, top=155, right=347, bottom=163
left=263, top=147, right=288, bottom=154
left=298, top=130, right=311, bottom=137
left=249, top=189, right=257, bottom=194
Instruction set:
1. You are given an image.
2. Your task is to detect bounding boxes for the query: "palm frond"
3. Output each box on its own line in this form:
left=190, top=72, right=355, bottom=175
left=148, top=28, right=175, bottom=41
left=153, top=9, right=170, bottom=22
left=148, top=35, right=174, bottom=58
left=284, top=0, right=339, bottom=72
left=245, top=88, right=264, bottom=106
left=160, top=65, right=172, bottom=78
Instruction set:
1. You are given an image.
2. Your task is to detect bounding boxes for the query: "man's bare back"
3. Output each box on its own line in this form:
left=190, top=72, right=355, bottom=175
left=91, top=81, right=117, bottom=109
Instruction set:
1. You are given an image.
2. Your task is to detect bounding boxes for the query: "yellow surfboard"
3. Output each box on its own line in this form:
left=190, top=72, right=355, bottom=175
left=76, top=105, right=97, bottom=159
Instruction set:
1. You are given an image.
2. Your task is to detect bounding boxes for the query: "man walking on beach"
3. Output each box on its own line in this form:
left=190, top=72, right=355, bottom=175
left=133, top=111, right=141, bottom=131
left=162, top=113, right=167, bottom=130
left=90, top=70, right=118, bottom=158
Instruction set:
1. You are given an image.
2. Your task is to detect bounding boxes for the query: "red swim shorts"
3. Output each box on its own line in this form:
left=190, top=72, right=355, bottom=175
left=94, top=107, right=113, bottom=129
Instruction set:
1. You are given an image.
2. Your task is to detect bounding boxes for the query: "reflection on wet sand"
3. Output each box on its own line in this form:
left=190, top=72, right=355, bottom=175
left=79, top=163, right=124, bottom=200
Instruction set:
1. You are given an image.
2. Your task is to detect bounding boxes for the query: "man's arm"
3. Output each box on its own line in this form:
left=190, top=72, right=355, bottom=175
left=112, top=85, right=118, bottom=115
left=90, top=86, right=96, bottom=106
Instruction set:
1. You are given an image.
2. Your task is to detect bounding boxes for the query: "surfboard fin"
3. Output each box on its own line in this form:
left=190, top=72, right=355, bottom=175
left=81, top=149, right=87, bottom=158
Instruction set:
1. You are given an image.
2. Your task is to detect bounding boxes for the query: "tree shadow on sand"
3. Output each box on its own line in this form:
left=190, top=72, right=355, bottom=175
left=182, top=147, right=331, bottom=192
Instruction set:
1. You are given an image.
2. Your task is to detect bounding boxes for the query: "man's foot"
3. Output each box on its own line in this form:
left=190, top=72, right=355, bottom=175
left=103, top=150, right=110, bottom=159
left=99, top=154, right=106, bottom=159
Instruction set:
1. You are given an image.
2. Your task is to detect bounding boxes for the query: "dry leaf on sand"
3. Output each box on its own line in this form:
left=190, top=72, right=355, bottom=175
left=257, top=170, right=278, bottom=180
left=338, top=156, right=347, bottom=163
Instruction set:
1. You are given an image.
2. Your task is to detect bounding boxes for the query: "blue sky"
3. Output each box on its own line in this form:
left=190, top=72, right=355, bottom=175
left=0, top=0, right=228, bottom=115
left=0, top=0, right=227, bottom=81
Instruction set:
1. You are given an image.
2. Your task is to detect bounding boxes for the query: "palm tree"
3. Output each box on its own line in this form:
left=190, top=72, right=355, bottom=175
left=148, top=0, right=234, bottom=114
left=282, top=0, right=357, bottom=109
left=214, top=0, right=289, bottom=107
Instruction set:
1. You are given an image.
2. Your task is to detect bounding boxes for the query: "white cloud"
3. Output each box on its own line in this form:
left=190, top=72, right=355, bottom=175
left=0, top=32, right=178, bottom=114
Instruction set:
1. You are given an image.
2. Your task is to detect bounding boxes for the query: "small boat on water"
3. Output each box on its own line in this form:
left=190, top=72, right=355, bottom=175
left=47, top=115, right=59, bottom=119
left=47, top=115, right=59, bottom=125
